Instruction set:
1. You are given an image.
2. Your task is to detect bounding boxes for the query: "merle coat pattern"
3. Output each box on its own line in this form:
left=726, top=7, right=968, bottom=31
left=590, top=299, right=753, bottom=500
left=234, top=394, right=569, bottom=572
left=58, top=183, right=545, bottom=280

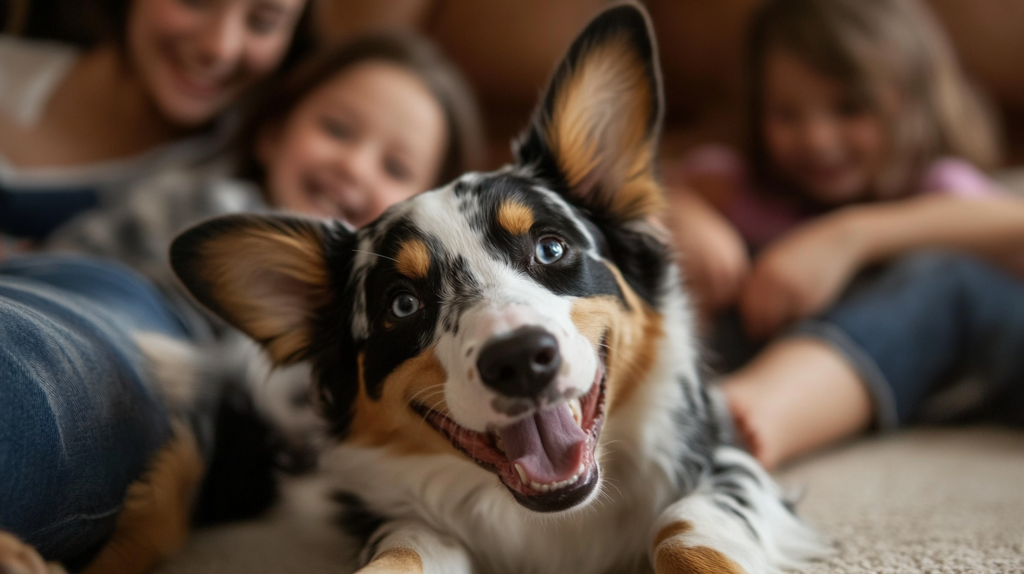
left=170, top=4, right=830, bottom=573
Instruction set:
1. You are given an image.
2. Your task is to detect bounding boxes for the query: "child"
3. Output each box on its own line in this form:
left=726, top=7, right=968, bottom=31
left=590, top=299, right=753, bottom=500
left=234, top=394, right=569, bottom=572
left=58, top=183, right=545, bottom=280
left=666, top=0, right=1024, bottom=469
left=0, top=31, right=483, bottom=570
left=45, top=31, right=485, bottom=332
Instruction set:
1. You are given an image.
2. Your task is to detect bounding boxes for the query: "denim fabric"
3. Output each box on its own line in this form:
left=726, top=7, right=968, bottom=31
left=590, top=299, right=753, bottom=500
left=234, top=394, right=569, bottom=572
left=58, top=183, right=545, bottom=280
left=0, top=255, right=187, bottom=568
left=794, top=252, right=1024, bottom=428
left=710, top=252, right=1024, bottom=430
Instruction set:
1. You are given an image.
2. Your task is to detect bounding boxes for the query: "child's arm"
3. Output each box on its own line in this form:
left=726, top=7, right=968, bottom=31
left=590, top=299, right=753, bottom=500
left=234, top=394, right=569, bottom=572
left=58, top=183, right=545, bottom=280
left=0, top=235, right=34, bottom=260
left=665, top=184, right=750, bottom=319
left=740, top=194, right=1024, bottom=339
left=839, top=194, right=1024, bottom=265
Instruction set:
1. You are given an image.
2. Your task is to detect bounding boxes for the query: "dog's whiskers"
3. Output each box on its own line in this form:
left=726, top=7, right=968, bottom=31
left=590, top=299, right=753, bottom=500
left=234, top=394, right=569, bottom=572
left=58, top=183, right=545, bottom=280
left=406, top=384, right=445, bottom=409
left=352, top=249, right=399, bottom=263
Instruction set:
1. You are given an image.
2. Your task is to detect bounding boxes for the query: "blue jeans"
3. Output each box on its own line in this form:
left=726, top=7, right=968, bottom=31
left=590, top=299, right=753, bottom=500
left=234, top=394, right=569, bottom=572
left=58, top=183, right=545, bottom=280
left=0, top=255, right=191, bottom=569
left=711, top=252, right=1024, bottom=430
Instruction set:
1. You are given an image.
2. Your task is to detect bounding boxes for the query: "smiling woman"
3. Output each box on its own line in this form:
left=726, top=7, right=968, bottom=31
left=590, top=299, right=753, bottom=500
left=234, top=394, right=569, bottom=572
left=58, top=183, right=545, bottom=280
left=119, top=0, right=312, bottom=126
left=0, top=0, right=315, bottom=242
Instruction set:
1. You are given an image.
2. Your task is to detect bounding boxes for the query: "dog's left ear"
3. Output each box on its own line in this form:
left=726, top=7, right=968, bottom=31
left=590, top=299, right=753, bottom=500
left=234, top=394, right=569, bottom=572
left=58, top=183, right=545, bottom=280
left=171, top=214, right=355, bottom=365
left=516, top=2, right=663, bottom=224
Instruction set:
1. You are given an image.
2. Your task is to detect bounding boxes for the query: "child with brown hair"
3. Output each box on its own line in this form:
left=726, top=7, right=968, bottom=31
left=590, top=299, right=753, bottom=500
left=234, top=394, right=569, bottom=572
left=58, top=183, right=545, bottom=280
left=667, top=0, right=1024, bottom=469
left=46, top=30, right=485, bottom=328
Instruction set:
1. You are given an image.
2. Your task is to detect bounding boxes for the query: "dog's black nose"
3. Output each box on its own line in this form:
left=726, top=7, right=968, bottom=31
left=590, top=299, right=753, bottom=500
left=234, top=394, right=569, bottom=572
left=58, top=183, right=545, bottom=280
left=477, top=326, right=561, bottom=398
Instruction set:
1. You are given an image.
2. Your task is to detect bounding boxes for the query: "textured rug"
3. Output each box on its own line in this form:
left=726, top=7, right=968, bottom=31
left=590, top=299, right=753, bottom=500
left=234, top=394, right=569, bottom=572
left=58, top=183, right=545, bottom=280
left=787, top=427, right=1024, bottom=574
left=158, top=427, right=1024, bottom=573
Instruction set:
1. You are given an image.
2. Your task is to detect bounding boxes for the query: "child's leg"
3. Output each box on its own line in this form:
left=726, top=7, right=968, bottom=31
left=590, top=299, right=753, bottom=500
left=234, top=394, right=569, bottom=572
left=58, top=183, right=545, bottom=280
left=724, top=252, right=1024, bottom=469
left=722, top=338, right=872, bottom=470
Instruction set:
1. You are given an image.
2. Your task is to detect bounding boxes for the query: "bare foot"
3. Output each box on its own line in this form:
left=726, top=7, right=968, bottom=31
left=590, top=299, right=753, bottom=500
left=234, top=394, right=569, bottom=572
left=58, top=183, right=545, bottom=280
left=0, top=532, right=66, bottom=574
left=719, top=338, right=873, bottom=470
left=724, top=387, right=778, bottom=470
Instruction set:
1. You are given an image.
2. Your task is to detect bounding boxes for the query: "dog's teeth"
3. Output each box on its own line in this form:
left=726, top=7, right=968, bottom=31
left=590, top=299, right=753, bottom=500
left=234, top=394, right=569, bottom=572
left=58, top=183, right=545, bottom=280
left=524, top=466, right=589, bottom=493
left=494, top=434, right=505, bottom=453
left=515, top=463, right=528, bottom=484
left=568, top=399, right=582, bottom=426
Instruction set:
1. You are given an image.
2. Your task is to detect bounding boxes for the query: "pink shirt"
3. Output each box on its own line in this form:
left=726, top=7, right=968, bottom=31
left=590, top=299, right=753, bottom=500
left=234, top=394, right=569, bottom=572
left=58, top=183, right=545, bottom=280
left=666, top=145, right=1005, bottom=249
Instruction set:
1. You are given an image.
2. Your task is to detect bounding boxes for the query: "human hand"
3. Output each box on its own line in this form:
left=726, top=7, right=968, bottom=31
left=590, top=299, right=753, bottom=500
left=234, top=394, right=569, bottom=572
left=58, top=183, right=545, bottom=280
left=0, top=235, right=34, bottom=260
left=666, top=190, right=751, bottom=316
left=739, top=213, right=863, bottom=339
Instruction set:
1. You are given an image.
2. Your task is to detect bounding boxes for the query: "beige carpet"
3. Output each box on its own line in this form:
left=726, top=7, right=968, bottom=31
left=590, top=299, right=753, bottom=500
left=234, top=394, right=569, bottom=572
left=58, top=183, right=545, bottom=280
left=786, top=427, right=1024, bottom=574
left=158, top=427, right=1024, bottom=573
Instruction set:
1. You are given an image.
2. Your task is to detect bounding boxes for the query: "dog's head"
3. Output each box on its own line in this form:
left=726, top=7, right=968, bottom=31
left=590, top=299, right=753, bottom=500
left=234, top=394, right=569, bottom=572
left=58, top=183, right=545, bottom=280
left=172, top=4, right=668, bottom=514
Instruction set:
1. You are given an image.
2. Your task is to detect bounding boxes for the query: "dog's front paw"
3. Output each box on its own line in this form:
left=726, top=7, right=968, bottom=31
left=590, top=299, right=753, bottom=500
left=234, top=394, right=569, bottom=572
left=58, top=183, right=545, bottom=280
left=651, top=523, right=746, bottom=574
left=0, top=532, right=66, bottom=574
left=354, top=547, right=423, bottom=574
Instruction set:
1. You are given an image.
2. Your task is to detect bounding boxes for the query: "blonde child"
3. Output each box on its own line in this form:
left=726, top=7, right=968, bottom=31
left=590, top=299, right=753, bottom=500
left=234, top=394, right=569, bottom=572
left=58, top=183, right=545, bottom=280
left=667, top=0, right=1024, bottom=469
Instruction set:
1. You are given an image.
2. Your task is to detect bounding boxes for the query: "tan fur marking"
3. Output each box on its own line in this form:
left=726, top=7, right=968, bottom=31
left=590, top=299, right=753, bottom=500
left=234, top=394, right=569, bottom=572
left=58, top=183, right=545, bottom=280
left=546, top=35, right=663, bottom=222
left=654, top=542, right=746, bottom=574
left=497, top=201, right=535, bottom=235
left=396, top=238, right=431, bottom=279
left=652, top=521, right=694, bottom=553
left=570, top=262, right=663, bottom=409
left=350, top=347, right=453, bottom=455
left=358, top=547, right=424, bottom=573
left=204, top=225, right=328, bottom=365
left=79, top=422, right=204, bottom=574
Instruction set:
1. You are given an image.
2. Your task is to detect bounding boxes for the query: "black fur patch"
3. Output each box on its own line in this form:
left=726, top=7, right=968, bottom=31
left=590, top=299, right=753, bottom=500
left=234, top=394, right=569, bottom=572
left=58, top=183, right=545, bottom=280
left=359, top=220, right=446, bottom=400
left=332, top=491, right=385, bottom=547
left=307, top=228, right=362, bottom=438
left=192, top=383, right=281, bottom=526
left=463, top=174, right=628, bottom=303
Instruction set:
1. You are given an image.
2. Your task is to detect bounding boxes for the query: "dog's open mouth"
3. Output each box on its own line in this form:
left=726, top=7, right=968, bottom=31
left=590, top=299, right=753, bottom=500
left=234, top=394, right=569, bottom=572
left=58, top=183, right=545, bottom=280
left=414, top=346, right=607, bottom=513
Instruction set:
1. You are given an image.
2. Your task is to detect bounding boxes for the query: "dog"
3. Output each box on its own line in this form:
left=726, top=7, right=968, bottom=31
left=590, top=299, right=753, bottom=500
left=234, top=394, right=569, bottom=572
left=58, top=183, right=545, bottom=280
left=167, top=4, right=831, bottom=573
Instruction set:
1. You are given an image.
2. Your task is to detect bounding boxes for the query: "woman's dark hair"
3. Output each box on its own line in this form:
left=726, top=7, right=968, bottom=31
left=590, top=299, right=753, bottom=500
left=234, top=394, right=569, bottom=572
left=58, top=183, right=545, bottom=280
left=236, top=30, right=486, bottom=189
left=745, top=0, right=1000, bottom=201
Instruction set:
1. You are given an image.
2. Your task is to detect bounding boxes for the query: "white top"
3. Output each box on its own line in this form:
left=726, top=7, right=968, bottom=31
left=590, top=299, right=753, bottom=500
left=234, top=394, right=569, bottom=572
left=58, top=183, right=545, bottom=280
left=0, top=35, right=78, bottom=127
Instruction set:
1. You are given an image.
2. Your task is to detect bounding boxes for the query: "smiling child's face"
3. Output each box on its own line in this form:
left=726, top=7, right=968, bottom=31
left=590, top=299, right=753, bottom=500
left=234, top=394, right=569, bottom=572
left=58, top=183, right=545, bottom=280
left=259, top=61, right=448, bottom=227
left=762, top=49, right=888, bottom=205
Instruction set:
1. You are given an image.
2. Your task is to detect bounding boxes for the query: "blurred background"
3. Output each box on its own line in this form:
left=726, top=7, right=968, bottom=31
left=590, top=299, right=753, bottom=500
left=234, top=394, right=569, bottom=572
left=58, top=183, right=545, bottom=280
left=5, top=0, right=1024, bottom=169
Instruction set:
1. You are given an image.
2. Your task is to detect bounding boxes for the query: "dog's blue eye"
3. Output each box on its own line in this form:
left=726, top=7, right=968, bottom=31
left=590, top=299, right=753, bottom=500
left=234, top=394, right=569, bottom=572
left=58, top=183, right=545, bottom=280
left=391, top=293, right=421, bottom=318
left=535, top=237, right=565, bottom=265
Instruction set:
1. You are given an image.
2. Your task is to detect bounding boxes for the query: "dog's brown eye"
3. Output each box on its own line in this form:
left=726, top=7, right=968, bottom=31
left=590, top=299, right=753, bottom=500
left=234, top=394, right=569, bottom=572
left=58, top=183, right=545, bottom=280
left=391, top=292, right=421, bottom=318
left=535, top=237, right=566, bottom=265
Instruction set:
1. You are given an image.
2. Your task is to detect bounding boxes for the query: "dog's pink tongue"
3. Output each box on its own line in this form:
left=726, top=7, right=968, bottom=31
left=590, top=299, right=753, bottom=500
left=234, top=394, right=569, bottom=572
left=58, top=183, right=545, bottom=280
left=497, top=405, right=587, bottom=485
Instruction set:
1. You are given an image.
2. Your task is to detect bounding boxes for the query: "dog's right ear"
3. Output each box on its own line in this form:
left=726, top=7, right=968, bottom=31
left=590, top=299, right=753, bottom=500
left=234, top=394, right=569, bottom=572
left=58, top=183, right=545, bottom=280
left=170, top=214, right=355, bottom=365
left=515, top=2, right=663, bottom=225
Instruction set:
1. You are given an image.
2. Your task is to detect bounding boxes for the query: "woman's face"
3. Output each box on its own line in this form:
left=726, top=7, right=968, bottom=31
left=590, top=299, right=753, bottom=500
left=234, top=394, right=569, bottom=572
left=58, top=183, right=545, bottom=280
left=127, top=0, right=306, bottom=126
left=762, top=50, right=888, bottom=205
left=259, top=61, right=448, bottom=228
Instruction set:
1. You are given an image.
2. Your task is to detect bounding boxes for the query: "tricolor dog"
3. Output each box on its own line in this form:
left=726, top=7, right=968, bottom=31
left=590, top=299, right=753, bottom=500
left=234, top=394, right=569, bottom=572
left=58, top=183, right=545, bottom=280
left=171, top=4, right=830, bottom=573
